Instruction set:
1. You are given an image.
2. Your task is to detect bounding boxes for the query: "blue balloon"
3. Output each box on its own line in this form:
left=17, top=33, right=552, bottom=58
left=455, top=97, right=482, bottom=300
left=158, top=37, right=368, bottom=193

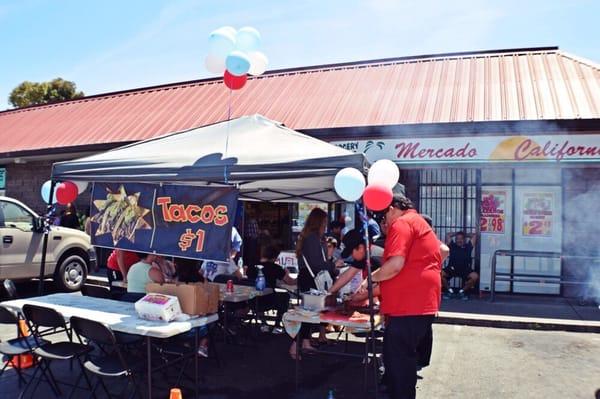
left=225, top=51, right=251, bottom=76
left=334, top=168, right=366, bottom=202
left=40, top=180, right=57, bottom=204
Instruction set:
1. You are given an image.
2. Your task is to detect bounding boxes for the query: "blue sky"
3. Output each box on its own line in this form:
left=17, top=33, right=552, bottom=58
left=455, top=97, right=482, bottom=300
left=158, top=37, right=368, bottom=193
left=1, top=0, right=598, bottom=110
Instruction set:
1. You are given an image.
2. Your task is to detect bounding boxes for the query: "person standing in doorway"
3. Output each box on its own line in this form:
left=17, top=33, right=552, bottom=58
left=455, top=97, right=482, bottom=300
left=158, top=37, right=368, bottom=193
left=362, top=194, right=442, bottom=399
left=443, top=231, right=479, bottom=299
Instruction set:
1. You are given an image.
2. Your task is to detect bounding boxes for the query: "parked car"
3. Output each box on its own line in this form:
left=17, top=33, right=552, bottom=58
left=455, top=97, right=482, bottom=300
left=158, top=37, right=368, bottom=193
left=0, top=196, right=96, bottom=291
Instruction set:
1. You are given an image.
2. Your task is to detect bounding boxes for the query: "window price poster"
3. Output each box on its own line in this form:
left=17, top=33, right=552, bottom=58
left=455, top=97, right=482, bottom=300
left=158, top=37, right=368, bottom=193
left=522, top=192, right=553, bottom=237
left=480, top=190, right=506, bottom=234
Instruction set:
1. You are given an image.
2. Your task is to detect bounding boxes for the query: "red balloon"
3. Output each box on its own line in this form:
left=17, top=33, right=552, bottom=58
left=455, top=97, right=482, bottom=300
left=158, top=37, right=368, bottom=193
left=56, top=181, right=78, bottom=205
left=224, top=70, right=247, bottom=90
left=363, top=184, right=393, bottom=211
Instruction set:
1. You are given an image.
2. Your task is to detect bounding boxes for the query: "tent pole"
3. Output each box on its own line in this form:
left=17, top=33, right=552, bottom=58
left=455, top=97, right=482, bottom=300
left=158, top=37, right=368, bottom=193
left=356, top=202, right=379, bottom=397
left=38, top=180, right=55, bottom=296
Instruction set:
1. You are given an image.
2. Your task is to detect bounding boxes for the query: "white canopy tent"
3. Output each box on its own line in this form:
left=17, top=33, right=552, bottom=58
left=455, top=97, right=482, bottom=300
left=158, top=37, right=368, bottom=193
left=52, top=114, right=369, bottom=203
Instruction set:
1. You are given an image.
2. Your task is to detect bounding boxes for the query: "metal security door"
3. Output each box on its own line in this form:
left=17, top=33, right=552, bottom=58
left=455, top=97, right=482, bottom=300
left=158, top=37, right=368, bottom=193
left=418, top=169, right=478, bottom=262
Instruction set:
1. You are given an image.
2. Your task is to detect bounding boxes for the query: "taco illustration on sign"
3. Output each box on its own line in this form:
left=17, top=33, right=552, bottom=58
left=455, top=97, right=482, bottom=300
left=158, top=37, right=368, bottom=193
left=91, top=185, right=152, bottom=244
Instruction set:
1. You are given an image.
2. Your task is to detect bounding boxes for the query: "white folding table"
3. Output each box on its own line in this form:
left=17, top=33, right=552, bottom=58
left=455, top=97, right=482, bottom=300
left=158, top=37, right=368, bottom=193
left=1, top=293, right=218, bottom=399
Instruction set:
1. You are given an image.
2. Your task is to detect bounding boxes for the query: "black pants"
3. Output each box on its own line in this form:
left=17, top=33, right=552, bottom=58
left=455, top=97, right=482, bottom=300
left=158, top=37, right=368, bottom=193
left=384, top=315, right=435, bottom=399
left=106, top=268, right=123, bottom=292
left=417, top=324, right=433, bottom=369
left=252, top=292, right=290, bottom=327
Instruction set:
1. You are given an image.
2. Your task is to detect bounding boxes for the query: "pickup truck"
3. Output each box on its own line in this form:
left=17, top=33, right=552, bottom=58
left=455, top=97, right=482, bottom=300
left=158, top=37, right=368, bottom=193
left=0, top=196, right=96, bottom=291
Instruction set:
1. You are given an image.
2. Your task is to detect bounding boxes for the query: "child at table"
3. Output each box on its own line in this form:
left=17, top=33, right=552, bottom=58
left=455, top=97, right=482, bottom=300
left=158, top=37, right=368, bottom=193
left=246, top=244, right=297, bottom=333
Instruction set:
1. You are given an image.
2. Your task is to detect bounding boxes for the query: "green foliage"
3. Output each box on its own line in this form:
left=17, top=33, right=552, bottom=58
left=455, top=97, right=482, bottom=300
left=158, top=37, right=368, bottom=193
left=8, top=78, right=84, bottom=108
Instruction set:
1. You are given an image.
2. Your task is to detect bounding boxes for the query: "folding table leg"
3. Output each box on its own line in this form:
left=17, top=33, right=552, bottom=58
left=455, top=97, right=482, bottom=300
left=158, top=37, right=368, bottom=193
left=295, top=331, right=300, bottom=391
left=363, top=335, right=369, bottom=391
left=195, top=326, right=199, bottom=399
left=146, top=336, right=152, bottom=399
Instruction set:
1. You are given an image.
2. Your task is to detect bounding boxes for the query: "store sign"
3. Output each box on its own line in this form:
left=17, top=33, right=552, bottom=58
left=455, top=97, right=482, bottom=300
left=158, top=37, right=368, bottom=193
left=0, top=168, right=5, bottom=189
left=480, top=190, right=506, bottom=234
left=90, top=183, right=238, bottom=261
left=332, top=134, right=600, bottom=164
left=521, top=192, right=554, bottom=237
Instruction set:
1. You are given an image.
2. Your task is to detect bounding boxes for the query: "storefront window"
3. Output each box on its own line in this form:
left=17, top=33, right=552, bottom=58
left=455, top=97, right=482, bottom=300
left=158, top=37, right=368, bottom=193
left=514, top=167, right=561, bottom=184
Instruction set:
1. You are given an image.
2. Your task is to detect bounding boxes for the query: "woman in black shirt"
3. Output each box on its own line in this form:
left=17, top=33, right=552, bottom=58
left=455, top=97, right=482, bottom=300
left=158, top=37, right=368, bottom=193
left=291, top=208, right=343, bottom=359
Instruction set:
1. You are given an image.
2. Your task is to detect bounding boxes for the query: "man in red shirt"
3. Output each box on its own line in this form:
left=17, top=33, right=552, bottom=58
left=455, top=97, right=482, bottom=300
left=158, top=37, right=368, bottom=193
left=366, top=194, right=442, bottom=399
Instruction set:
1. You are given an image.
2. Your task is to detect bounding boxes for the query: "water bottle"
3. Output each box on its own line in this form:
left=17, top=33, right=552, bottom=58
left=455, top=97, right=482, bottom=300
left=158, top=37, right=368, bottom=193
left=327, top=389, right=335, bottom=399
left=255, top=265, right=266, bottom=292
left=237, top=257, right=244, bottom=269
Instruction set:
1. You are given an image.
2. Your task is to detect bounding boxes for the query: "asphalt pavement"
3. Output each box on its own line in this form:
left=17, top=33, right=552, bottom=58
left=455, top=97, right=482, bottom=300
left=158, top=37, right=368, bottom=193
left=1, top=281, right=599, bottom=398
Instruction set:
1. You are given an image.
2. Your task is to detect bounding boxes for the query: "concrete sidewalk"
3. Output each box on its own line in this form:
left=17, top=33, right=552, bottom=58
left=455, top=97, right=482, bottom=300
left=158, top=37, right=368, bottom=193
left=438, top=293, right=600, bottom=333
left=87, top=273, right=600, bottom=333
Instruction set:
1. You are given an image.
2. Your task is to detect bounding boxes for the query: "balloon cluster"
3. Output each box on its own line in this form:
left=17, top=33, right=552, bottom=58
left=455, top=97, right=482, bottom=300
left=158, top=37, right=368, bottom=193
left=205, top=26, right=268, bottom=90
left=334, top=160, right=399, bottom=211
left=41, top=180, right=88, bottom=206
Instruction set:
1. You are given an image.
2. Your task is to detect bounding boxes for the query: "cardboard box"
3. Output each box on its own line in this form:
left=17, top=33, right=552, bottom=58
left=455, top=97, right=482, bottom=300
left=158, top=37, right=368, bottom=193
left=146, top=282, right=219, bottom=316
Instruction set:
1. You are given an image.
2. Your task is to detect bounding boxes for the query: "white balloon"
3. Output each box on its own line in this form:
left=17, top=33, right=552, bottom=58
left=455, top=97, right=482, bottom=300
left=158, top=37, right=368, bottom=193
left=73, top=181, right=89, bottom=195
left=368, top=159, right=399, bottom=189
left=219, top=26, right=237, bottom=37
left=208, top=28, right=236, bottom=57
left=248, top=51, right=268, bottom=76
left=334, top=168, right=366, bottom=202
left=205, top=54, right=226, bottom=74
left=235, top=26, right=261, bottom=52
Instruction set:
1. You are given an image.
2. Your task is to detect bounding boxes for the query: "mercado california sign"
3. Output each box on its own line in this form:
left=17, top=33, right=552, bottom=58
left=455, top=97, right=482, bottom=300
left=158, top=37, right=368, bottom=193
left=332, top=134, right=600, bottom=164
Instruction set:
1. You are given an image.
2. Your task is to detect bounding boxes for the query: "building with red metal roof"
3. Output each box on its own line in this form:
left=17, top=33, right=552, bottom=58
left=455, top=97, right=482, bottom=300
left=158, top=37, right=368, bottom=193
left=0, top=46, right=598, bottom=298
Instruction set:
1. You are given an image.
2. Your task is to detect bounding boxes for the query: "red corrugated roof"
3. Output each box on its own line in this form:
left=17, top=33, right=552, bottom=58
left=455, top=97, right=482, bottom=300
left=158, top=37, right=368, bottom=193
left=1, top=47, right=598, bottom=156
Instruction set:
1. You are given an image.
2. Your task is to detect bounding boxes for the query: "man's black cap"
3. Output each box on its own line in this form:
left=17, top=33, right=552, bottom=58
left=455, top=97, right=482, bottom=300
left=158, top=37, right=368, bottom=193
left=341, top=229, right=366, bottom=258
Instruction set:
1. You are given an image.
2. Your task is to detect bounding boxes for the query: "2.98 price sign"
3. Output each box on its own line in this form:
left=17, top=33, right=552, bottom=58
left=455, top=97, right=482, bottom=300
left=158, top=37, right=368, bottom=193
left=480, top=190, right=506, bottom=235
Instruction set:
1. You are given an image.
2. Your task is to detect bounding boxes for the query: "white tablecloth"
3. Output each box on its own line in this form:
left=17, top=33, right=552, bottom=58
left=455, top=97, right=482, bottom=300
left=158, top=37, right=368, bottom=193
left=1, top=293, right=218, bottom=339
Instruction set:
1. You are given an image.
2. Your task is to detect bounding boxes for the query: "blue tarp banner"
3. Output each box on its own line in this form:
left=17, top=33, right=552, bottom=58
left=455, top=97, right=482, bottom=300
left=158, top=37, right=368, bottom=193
left=90, top=183, right=238, bottom=261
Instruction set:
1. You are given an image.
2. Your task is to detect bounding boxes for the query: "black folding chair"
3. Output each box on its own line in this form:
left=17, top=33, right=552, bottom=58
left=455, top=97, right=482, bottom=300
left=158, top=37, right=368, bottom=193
left=70, top=316, right=143, bottom=399
left=81, top=285, right=112, bottom=299
left=21, top=304, right=92, bottom=398
left=0, top=306, right=46, bottom=387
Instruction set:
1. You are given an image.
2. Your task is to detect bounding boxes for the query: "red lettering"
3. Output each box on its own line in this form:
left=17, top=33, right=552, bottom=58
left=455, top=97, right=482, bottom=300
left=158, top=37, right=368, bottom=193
left=396, top=141, right=477, bottom=160
left=195, top=229, right=205, bottom=252
left=556, top=141, right=570, bottom=161
left=214, top=205, right=229, bottom=226
left=200, top=205, right=215, bottom=224
left=395, top=142, right=420, bottom=158
left=170, top=204, right=186, bottom=222
left=185, top=205, right=201, bottom=223
left=156, top=197, right=173, bottom=222
left=514, top=139, right=532, bottom=161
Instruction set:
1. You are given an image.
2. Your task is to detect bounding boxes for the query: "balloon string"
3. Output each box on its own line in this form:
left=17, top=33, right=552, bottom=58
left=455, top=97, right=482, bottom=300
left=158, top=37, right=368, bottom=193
left=224, top=88, right=233, bottom=184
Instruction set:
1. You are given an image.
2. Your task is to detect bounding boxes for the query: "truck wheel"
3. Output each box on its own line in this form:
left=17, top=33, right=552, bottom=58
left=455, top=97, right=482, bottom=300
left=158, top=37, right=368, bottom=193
left=55, top=253, right=88, bottom=292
